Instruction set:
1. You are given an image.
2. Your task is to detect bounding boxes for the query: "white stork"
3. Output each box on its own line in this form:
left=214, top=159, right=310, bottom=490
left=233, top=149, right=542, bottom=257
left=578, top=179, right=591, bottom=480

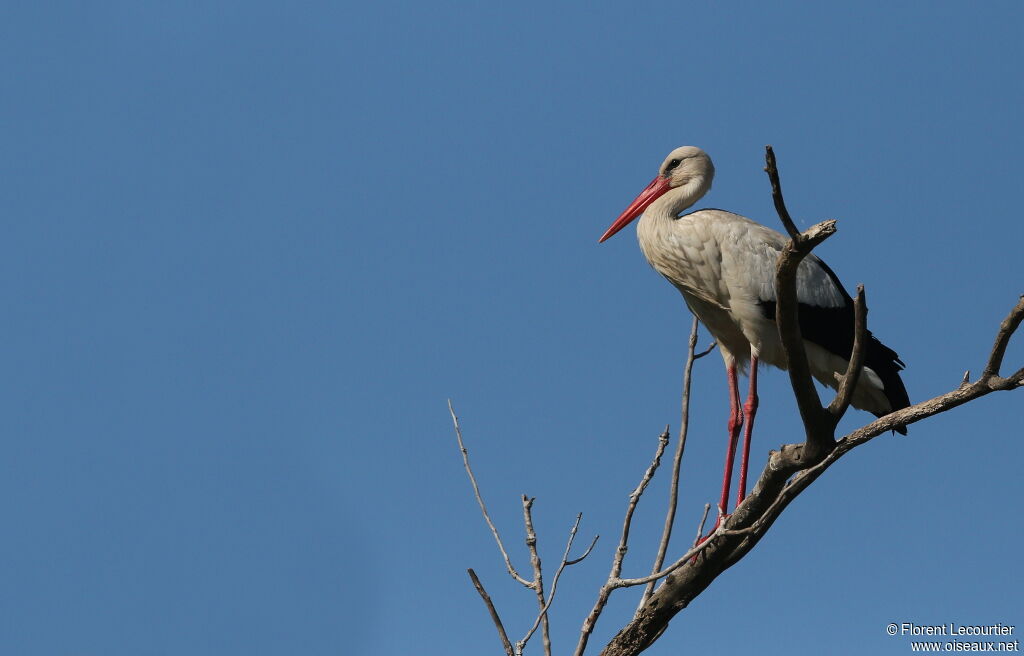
left=599, top=146, right=909, bottom=524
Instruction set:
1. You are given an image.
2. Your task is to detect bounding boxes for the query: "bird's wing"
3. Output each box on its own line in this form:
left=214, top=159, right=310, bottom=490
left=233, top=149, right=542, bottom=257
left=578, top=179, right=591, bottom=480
left=690, top=209, right=909, bottom=420
left=727, top=214, right=908, bottom=393
left=726, top=216, right=860, bottom=356
left=688, top=209, right=850, bottom=310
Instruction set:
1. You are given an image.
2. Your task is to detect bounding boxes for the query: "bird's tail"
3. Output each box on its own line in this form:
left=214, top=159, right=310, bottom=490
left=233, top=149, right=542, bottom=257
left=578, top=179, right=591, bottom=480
left=865, top=335, right=910, bottom=435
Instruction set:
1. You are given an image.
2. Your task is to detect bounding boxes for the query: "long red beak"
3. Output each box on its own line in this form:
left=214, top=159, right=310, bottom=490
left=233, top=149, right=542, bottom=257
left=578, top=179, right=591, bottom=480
left=598, top=176, right=672, bottom=243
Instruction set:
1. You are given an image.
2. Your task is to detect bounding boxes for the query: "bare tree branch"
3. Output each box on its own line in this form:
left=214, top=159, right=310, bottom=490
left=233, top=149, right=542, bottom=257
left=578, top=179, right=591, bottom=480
left=520, top=496, right=552, bottom=655
left=574, top=428, right=670, bottom=656
left=567, top=535, right=600, bottom=566
left=616, top=521, right=740, bottom=587
left=691, top=504, right=711, bottom=549
left=452, top=401, right=600, bottom=656
left=827, top=284, right=868, bottom=419
left=695, top=340, right=718, bottom=359
left=449, top=400, right=533, bottom=587
left=983, top=295, right=1024, bottom=379
left=520, top=513, right=595, bottom=650
left=468, top=568, right=515, bottom=656
left=765, top=146, right=837, bottom=452
left=639, top=318, right=702, bottom=610
left=764, top=145, right=801, bottom=241
left=613, top=428, right=670, bottom=581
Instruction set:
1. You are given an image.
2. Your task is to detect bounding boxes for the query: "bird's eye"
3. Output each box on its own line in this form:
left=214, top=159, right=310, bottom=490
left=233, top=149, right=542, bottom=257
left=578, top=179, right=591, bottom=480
left=665, top=158, right=682, bottom=173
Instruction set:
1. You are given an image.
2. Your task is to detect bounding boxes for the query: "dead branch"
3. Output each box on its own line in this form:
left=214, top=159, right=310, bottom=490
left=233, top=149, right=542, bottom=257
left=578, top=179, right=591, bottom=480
left=695, top=340, right=717, bottom=359
left=451, top=401, right=599, bottom=656
left=638, top=318, right=702, bottom=610
left=573, top=428, right=669, bottom=656
left=764, top=145, right=836, bottom=452
left=691, top=504, right=711, bottom=549
left=449, top=400, right=533, bottom=588
left=568, top=536, right=600, bottom=566
left=521, top=496, right=552, bottom=655
left=521, top=514, right=593, bottom=649
left=614, top=428, right=671, bottom=582
left=764, top=145, right=801, bottom=242
left=983, top=295, right=1024, bottom=379
left=827, top=284, right=868, bottom=419
left=467, top=568, right=514, bottom=656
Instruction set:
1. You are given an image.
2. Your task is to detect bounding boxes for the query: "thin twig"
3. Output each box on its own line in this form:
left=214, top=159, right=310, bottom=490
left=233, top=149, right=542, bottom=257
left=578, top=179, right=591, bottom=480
left=692, top=503, right=712, bottom=549
left=567, top=534, right=601, bottom=566
left=574, top=429, right=669, bottom=656
left=617, top=519, right=743, bottom=587
left=521, top=496, right=552, bottom=656
left=452, top=400, right=600, bottom=655
left=639, top=318, right=701, bottom=611
left=828, top=284, right=868, bottom=419
left=613, top=428, right=670, bottom=580
left=579, top=515, right=737, bottom=656
left=695, top=340, right=718, bottom=359
left=520, top=513, right=594, bottom=650
left=764, top=145, right=800, bottom=240
left=468, top=569, right=515, bottom=656
left=449, top=400, right=533, bottom=587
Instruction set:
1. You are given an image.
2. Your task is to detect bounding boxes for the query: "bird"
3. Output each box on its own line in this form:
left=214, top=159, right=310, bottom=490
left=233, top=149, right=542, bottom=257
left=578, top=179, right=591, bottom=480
left=599, top=146, right=909, bottom=526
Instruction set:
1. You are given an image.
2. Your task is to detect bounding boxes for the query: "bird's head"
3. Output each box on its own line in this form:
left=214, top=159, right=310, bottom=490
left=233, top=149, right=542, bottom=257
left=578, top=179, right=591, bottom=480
left=599, top=146, right=715, bottom=243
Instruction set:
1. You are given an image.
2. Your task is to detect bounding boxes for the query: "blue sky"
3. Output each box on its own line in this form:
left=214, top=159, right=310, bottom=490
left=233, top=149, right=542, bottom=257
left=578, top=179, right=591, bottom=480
left=1, top=2, right=1021, bottom=654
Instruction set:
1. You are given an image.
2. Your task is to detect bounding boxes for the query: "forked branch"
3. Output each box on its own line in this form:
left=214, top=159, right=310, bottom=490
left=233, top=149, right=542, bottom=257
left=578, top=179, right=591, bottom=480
left=467, top=569, right=514, bottom=656
left=764, top=146, right=837, bottom=450
left=449, top=400, right=532, bottom=588
left=450, top=402, right=599, bottom=656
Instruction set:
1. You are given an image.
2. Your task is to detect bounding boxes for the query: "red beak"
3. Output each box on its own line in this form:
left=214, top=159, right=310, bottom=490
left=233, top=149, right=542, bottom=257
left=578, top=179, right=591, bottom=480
left=598, top=175, right=672, bottom=243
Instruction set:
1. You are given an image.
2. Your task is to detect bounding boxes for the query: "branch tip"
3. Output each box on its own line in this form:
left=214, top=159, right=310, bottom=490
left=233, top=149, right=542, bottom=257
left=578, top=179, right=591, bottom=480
left=982, top=294, right=1024, bottom=379
left=828, top=284, right=868, bottom=420
left=468, top=569, right=515, bottom=656
left=450, top=400, right=533, bottom=588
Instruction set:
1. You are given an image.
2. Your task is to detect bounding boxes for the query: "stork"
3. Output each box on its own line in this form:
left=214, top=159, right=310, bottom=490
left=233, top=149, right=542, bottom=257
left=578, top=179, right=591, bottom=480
left=599, top=146, right=909, bottom=526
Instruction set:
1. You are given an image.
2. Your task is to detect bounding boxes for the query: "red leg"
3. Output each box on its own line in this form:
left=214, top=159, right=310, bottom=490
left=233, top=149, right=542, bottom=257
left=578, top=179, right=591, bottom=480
left=694, top=361, right=743, bottom=557
left=736, top=355, right=759, bottom=507
left=716, top=361, right=743, bottom=520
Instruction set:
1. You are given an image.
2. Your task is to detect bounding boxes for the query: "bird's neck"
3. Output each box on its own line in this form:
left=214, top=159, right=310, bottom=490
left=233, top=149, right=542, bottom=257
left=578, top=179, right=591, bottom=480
left=644, top=176, right=711, bottom=224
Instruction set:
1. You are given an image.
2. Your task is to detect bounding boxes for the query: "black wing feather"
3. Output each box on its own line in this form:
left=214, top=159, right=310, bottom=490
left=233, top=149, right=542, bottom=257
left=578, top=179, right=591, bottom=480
left=757, top=258, right=910, bottom=432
